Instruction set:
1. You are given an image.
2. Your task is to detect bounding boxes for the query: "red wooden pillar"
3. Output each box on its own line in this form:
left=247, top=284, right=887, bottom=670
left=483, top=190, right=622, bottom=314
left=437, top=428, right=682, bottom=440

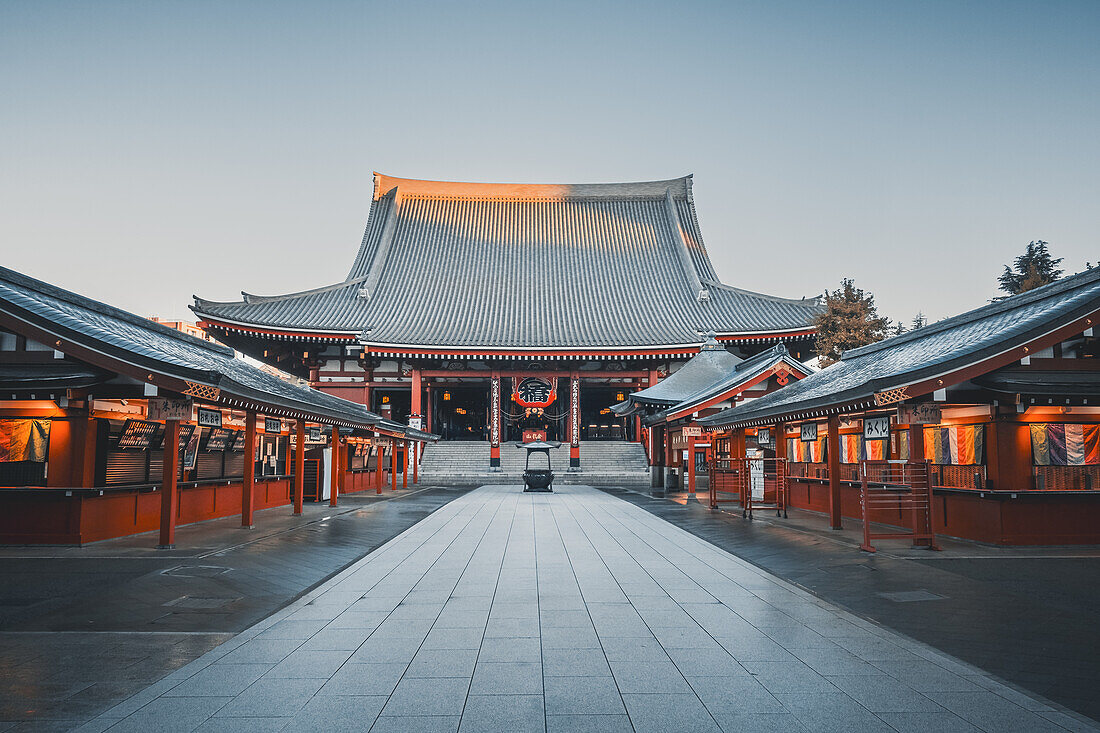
left=293, top=420, right=306, bottom=515
left=402, top=440, right=409, bottom=488
left=490, top=372, right=501, bottom=469
left=827, top=415, right=842, bottom=529
left=410, top=367, right=423, bottom=424
left=375, top=440, right=383, bottom=494
left=569, top=371, right=580, bottom=468
left=775, top=422, right=787, bottom=462
left=687, top=435, right=697, bottom=494
left=158, top=419, right=180, bottom=548
left=391, top=438, right=398, bottom=490
left=425, top=383, right=433, bottom=435
left=242, top=411, right=257, bottom=528
left=908, top=422, right=925, bottom=464
left=329, top=426, right=339, bottom=507
left=413, top=441, right=419, bottom=484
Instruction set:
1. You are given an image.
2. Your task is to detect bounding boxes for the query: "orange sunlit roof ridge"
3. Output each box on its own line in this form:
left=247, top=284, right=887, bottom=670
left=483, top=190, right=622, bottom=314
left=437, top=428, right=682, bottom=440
left=372, top=173, right=693, bottom=201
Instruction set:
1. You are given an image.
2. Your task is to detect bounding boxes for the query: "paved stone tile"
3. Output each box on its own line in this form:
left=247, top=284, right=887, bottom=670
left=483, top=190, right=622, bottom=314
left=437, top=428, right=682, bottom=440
left=105, top=696, right=232, bottom=732
left=609, top=659, right=692, bottom=693
left=542, top=648, right=612, bottom=677
left=369, top=715, right=460, bottom=733
left=265, top=649, right=354, bottom=678
left=214, top=677, right=326, bottom=718
left=621, top=693, right=722, bottom=733
left=317, top=663, right=407, bottom=696
left=86, top=485, right=1098, bottom=733
left=192, top=718, right=290, bottom=732
left=470, top=662, right=543, bottom=695
left=543, top=676, right=625, bottom=715
left=382, top=677, right=470, bottom=716
left=459, top=694, right=543, bottom=732
left=406, top=648, right=479, bottom=678
left=162, top=664, right=271, bottom=697
left=281, top=695, right=387, bottom=732
left=545, top=714, right=634, bottom=733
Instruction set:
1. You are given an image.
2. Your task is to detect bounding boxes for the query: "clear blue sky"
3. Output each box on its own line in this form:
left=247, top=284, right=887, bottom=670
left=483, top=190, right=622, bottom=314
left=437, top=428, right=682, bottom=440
left=2, top=0, right=1097, bottom=326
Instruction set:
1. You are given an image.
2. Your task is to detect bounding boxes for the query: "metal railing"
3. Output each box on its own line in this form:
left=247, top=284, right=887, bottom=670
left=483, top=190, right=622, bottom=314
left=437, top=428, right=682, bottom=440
left=858, top=460, right=939, bottom=552
left=709, top=458, right=789, bottom=519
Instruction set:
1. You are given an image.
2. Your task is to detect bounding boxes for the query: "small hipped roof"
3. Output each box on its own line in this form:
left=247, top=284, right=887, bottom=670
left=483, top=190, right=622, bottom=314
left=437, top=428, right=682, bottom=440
left=699, top=267, right=1100, bottom=430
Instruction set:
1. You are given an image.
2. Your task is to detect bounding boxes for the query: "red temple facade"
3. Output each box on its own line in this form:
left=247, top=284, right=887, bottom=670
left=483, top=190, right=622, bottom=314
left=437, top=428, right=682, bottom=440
left=193, top=174, right=823, bottom=470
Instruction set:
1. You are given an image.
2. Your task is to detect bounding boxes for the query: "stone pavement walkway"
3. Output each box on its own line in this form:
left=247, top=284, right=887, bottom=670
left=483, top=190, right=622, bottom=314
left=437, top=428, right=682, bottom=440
left=81, top=485, right=1098, bottom=733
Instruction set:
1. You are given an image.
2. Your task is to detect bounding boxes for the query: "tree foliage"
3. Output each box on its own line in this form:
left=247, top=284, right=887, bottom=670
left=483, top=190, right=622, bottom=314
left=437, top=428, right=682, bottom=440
left=813, top=279, right=890, bottom=367
left=998, top=241, right=1064, bottom=295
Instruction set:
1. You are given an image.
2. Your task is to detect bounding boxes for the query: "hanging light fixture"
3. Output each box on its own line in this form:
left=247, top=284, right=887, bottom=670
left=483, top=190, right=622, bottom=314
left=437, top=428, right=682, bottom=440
left=442, top=391, right=451, bottom=401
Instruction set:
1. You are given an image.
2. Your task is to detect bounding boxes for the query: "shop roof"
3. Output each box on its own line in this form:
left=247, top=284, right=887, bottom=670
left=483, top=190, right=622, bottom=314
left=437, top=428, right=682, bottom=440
left=0, top=266, right=387, bottom=430
left=699, top=267, right=1100, bottom=429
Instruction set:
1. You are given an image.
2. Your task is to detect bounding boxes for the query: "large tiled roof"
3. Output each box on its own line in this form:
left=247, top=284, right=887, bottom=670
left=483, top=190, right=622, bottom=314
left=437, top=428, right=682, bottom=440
left=193, top=174, right=822, bottom=350
left=622, top=338, right=743, bottom=407
left=700, top=267, right=1100, bottom=428
left=0, top=266, right=387, bottom=430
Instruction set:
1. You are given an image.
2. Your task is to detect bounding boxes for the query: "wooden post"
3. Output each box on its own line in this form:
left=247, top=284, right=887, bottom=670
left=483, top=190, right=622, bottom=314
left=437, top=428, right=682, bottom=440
left=375, top=441, right=383, bottom=494
left=687, top=435, right=697, bottom=494
left=827, top=415, right=842, bottom=529
left=413, top=441, right=419, bottom=484
left=329, top=426, right=339, bottom=507
left=242, top=411, right=256, bottom=528
left=425, top=383, right=433, bottom=434
left=411, top=367, right=422, bottom=424
left=294, top=420, right=305, bottom=515
left=158, top=419, right=180, bottom=548
left=391, top=438, right=398, bottom=490
left=402, top=440, right=409, bottom=488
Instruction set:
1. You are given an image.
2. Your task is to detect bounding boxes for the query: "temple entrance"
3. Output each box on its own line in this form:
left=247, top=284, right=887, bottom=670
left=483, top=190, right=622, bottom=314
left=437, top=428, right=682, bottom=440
left=580, top=385, right=633, bottom=441
left=504, top=377, right=567, bottom=443
left=432, top=384, right=489, bottom=441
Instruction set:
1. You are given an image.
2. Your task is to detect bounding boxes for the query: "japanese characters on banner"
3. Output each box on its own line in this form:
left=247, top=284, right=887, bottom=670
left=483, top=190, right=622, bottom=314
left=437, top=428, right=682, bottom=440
left=264, top=417, right=282, bottom=434
left=800, top=422, right=819, bottom=442
left=570, top=379, right=580, bottom=447
left=490, top=377, right=500, bottom=447
left=756, top=428, right=771, bottom=446
left=147, top=398, right=192, bottom=422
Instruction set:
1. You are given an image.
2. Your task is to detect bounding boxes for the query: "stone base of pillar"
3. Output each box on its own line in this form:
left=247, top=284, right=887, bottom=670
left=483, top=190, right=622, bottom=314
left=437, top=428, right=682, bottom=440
left=664, top=468, right=680, bottom=492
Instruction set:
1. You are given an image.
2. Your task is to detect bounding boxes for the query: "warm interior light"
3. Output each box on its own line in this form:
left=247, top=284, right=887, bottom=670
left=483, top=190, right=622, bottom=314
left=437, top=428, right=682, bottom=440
left=615, top=392, right=625, bottom=401
left=455, top=408, right=466, bottom=415
left=442, top=391, right=451, bottom=401
left=382, top=396, right=390, bottom=404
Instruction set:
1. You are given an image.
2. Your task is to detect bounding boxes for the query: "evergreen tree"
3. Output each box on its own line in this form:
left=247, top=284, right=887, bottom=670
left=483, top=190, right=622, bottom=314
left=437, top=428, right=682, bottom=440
left=892, top=321, right=907, bottom=336
left=813, top=279, right=890, bottom=366
left=911, top=312, right=927, bottom=330
left=998, top=241, right=1064, bottom=295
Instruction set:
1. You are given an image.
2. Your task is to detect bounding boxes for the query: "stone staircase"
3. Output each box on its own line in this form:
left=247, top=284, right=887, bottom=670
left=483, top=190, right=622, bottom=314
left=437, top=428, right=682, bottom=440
left=419, top=441, right=651, bottom=488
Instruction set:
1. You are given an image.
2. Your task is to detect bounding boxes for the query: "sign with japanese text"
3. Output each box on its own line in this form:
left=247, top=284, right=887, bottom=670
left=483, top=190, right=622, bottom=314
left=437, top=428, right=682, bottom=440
left=863, top=415, right=891, bottom=440
left=800, top=423, right=818, bottom=442
left=147, top=398, right=192, bottom=422
left=197, top=408, right=222, bottom=428
left=897, top=404, right=941, bottom=425
left=683, top=426, right=703, bottom=437
left=264, top=417, right=282, bottom=434
left=756, top=428, right=772, bottom=445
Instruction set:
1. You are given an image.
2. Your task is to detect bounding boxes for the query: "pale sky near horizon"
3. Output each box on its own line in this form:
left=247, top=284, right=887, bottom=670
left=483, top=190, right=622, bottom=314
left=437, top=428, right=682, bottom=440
left=1, top=0, right=1097, bottom=328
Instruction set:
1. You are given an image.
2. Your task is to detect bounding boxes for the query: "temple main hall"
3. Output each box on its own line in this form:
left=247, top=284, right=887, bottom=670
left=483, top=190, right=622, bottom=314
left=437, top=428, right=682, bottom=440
left=193, top=174, right=822, bottom=467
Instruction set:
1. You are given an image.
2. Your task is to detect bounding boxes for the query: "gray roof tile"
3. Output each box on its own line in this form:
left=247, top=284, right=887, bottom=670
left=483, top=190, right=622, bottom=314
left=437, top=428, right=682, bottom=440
left=193, top=174, right=822, bottom=349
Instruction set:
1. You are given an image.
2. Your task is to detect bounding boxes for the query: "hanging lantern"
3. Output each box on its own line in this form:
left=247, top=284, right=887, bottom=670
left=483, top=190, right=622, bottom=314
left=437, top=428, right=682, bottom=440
left=442, top=391, right=451, bottom=401
left=511, top=377, right=557, bottom=408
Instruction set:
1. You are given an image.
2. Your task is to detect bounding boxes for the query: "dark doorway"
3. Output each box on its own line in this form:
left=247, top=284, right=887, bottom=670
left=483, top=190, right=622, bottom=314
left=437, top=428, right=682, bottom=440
left=432, top=384, right=489, bottom=440
left=580, top=385, right=632, bottom=441
left=372, top=388, right=410, bottom=424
